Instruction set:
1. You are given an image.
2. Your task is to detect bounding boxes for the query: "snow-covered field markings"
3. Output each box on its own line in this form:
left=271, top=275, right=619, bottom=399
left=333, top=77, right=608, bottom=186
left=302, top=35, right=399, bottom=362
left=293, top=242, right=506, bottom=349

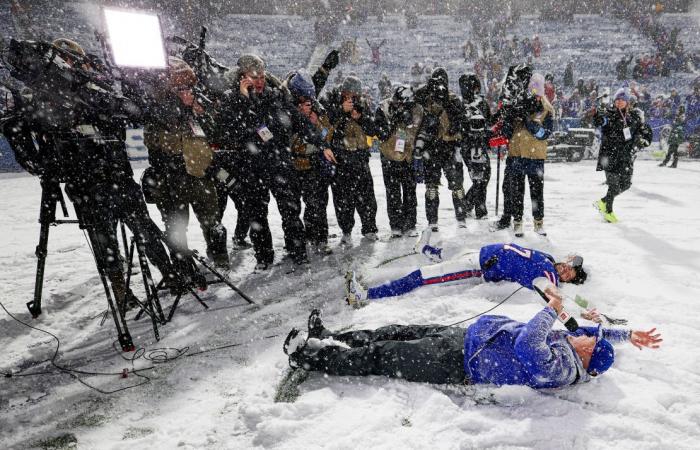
left=1, top=157, right=700, bottom=448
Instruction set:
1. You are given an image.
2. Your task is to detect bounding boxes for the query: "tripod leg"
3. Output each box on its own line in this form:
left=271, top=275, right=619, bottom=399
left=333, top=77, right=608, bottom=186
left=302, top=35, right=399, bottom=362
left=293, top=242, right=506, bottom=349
left=133, top=235, right=166, bottom=340
left=86, top=227, right=135, bottom=352
left=166, top=293, right=183, bottom=322
left=28, top=183, right=59, bottom=317
left=193, top=252, right=256, bottom=305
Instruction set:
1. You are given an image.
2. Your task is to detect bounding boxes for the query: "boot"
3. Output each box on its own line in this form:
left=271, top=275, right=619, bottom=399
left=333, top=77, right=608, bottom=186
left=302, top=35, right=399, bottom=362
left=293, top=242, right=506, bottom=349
left=491, top=215, right=511, bottom=231
left=340, top=233, right=353, bottom=245
left=514, top=220, right=524, bottom=237
left=315, top=242, right=333, bottom=255
left=534, top=219, right=547, bottom=236
left=232, top=237, right=253, bottom=249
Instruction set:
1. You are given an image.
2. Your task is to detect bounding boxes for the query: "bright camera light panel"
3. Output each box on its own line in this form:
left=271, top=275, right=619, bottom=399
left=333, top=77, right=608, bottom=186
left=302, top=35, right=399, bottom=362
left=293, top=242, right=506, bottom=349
left=104, top=8, right=166, bottom=69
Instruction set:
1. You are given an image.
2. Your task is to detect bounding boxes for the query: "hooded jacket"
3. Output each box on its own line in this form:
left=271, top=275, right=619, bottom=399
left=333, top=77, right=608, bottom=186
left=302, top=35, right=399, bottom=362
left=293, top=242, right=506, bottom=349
left=464, top=307, right=631, bottom=389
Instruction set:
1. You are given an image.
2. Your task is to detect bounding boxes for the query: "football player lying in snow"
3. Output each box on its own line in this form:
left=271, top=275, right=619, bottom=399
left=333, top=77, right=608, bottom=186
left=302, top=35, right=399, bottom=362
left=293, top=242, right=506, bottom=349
left=284, top=293, right=662, bottom=389
left=346, top=232, right=587, bottom=309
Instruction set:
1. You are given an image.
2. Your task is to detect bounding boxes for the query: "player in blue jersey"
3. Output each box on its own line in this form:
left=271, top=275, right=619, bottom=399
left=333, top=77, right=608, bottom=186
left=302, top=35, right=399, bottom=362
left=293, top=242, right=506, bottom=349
left=283, top=296, right=661, bottom=389
left=344, top=231, right=587, bottom=308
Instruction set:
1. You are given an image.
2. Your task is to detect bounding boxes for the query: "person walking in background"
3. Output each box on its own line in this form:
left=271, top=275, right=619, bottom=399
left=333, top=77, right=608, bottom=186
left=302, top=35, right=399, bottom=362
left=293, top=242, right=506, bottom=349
left=659, top=106, right=685, bottom=168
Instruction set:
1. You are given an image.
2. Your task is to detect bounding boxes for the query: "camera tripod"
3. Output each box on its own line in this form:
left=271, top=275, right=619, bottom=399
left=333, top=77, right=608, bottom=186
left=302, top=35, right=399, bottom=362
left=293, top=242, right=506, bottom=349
left=28, top=180, right=256, bottom=351
left=27, top=180, right=161, bottom=350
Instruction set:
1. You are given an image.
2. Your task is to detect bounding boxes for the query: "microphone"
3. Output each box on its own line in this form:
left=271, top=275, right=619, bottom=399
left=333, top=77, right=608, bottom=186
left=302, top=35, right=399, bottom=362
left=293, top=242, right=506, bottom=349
left=532, top=278, right=579, bottom=331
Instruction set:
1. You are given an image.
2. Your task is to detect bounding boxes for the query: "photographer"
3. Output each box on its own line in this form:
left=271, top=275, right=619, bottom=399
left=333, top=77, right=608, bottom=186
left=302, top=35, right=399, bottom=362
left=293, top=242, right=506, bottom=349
left=375, top=85, right=422, bottom=238
left=285, top=71, right=337, bottom=255
left=413, top=68, right=468, bottom=232
left=459, top=73, right=493, bottom=220
left=217, top=54, right=334, bottom=269
left=594, top=88, right=652, bottom=223
left=143, top=57, right=230, bottom=271
left=494, top=72, right=553, bottom=237
left=322, top=76, right=379, bottom=244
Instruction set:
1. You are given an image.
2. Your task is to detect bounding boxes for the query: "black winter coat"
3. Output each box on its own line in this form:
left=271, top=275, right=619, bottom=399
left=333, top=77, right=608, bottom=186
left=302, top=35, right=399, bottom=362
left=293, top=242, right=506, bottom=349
left=594, top=106, right=650, bottom=173
left=217, top=83, right=326, bottom=170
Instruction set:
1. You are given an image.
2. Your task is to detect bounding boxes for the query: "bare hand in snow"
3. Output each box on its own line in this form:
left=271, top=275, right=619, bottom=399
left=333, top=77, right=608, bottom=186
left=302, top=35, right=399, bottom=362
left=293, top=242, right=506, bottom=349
left=631, top=328, right=662, bottom=350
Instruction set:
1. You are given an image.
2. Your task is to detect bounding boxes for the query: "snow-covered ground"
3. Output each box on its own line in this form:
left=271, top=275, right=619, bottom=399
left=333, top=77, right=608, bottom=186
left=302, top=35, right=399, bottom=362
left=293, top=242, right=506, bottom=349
left=1, top=156, right=700, bottom=449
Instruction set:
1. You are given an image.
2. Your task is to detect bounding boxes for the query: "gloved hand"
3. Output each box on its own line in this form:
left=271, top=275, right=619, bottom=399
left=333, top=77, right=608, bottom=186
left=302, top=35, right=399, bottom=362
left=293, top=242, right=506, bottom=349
left=420, top=244, right=443, bottom=263
left=413, top=157, right=424, bottom=184
left=525, top=120, right=547, bottom=140
left=322, top=49, right=340, bottom=72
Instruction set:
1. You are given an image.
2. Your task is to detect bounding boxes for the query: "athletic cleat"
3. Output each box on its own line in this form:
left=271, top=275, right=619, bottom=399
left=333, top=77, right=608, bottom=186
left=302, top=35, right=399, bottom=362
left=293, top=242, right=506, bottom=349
left=307, top=309, right=326, bottom=339
left=514, top=221, right=524, bottom=237
left=344, top=270, right=368, bottom=308
left=603, top=211, right=619, bottom=223
left=595, top=199, right=607, bottom=214
left=283, top=328, right=308, bottom=368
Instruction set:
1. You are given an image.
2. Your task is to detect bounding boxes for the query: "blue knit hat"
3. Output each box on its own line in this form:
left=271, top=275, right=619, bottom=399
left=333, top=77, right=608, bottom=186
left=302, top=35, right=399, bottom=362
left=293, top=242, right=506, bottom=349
left=588, top=325, right=615, bottom=376
left=288, top=71, right=316, bottom=100
left=614, top=87, right=630, bottom=102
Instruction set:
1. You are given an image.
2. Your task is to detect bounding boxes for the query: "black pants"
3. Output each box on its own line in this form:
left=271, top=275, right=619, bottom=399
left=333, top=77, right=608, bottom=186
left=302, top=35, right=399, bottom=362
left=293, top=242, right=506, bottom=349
left=210, top=152, right=252, bottom=243
left=295, top=169, right=330, bottom=245
left=500, top=157, right=516, bottom=220
left=661, top=143, right=679, bottom=167
left=331, top=159, right=378, bottom=235
left=216, top=179, right=252, bottom=243
left=424, top=142, right=466, bottom=224
left=155, top=171, right=228, bottom=264
left=241, top=160, right=306, bottom=264
left=381, top=158, right=417, bottom=232
left=462, top=152, right=491, bottom=219
left=603, top=170, right=633, bottom=213
left=504, top=157, right=544, bottom=221
left=298, top=325, right=466, bottom=384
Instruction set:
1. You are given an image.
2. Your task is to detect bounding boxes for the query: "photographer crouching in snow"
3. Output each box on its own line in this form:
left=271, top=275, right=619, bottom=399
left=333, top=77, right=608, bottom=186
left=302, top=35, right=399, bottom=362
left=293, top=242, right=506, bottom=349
left=283, top=296, right=661, bottom=389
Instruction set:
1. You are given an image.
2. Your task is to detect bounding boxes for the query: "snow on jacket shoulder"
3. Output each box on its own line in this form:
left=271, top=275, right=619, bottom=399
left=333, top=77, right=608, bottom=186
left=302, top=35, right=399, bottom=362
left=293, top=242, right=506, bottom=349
left=464, top=307, right=584, bottom=389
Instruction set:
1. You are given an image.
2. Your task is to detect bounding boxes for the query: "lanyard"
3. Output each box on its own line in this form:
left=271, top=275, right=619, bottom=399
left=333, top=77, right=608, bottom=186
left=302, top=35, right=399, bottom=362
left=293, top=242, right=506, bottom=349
left=618, top=108, right=628, bottom=127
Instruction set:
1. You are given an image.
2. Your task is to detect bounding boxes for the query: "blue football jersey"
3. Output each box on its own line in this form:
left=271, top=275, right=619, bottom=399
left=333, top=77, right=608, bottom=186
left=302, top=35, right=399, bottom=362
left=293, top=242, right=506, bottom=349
left=479, top=243, right=559, bottom=289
